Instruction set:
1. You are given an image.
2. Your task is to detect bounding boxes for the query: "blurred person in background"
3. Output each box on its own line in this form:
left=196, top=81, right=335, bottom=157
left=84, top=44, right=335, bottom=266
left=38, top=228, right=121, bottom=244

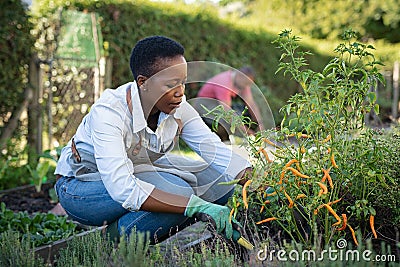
left=196, top=66, right=264, bottom=141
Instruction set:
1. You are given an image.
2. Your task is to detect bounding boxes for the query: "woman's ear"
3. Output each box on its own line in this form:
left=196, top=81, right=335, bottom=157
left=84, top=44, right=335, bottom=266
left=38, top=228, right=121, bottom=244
left=136, top=75, right=147, bottom=87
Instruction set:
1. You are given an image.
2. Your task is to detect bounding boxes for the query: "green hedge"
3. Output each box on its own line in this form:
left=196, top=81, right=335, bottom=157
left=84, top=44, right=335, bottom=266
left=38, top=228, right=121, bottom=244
left=0, top=0, right=34, bottom=129
left=33, top=0, right=331, bottom=124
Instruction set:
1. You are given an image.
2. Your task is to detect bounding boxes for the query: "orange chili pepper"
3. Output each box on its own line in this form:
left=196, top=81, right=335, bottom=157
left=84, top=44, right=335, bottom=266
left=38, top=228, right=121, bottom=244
left=296, top=193, right=307, bottom=199
left=327, top=147, right=331, bottom=154
left=256, top=217, right=277, bottom=225
left=348, top=225, right=359, bottom=246
left=300, top=134, right=310, bottom=138
left=322, top=134, right=331, bottom=143
left=330, top=153, right=338, bottom=168
left=278, top=169, right=286, bottom=184
left=259, top=200, right=270, bottom=213
left=296, top=162, right=301, bottom=171
left=321, top=168, right=333, bottom=189
left=286, top=167, right=310, bottom=178
left=314, top=198, right=342, bottom=215
left=337, top=214, right=347, bottom=231
left=284, top=190, right=294, bottom=208
left=297, top=181, right=307, bottom=187
left=317, top=182, right=328, bottom=196
left=370, top=215, right=377, bottom=238
left=229, top=207, right=235, bottom=223
left=327, top=198, right=342, bottom=206
left=263, top=191, right=277, bottom=198
left=323, top=204, right=341, bottom=225
left=300, top=146, right=306, bottom=154
left=242, top=180, right=252, bottom=209
left=285, top=159, right=299, bottom=168
left=257, top=147, right=273, bottom=163
left=263, top=138, right=280, bottom=148
left=313, top=208, right=319, bottom=215
left=259, top=205, right=264, bottom=213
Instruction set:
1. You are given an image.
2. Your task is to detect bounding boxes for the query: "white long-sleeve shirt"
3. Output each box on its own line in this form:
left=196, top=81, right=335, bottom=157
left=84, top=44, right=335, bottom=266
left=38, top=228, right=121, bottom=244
left=55, top=81, right=250, bottom=211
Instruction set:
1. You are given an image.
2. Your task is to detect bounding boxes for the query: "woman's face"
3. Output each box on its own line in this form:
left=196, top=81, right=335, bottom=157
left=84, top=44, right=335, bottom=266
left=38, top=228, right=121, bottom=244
left=140, top=55, right=187, bottom=115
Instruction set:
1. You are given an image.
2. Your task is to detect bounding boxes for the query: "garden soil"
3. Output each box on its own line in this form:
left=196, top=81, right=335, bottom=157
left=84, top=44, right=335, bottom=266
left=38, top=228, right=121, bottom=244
left=0, top=183, right=57, bottom=213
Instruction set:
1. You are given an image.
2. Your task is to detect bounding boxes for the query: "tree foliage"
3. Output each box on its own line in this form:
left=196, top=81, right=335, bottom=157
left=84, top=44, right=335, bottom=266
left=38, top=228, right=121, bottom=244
left=31, top=0, right=332, bottom=126
left=0, top=0, right=34, bottom=130
left=233, top=0, right=400, bottom=43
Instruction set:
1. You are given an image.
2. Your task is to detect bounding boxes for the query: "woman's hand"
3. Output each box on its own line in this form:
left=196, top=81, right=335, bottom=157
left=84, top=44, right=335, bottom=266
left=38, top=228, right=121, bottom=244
left=236, top=167, right=253, bottom=186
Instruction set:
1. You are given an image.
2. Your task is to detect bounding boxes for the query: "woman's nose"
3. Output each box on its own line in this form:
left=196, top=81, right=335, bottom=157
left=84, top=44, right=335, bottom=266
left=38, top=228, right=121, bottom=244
left=174, top=83, right=185, bottom=97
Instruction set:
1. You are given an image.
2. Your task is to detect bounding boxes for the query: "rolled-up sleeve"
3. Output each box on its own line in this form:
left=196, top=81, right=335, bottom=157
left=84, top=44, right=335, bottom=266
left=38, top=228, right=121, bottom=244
left=90, top=104, right=155, bottom=211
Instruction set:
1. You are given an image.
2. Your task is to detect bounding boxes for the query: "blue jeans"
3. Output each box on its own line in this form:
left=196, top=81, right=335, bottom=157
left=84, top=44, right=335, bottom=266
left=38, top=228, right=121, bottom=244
left=55, top=172, right=234, bottom=244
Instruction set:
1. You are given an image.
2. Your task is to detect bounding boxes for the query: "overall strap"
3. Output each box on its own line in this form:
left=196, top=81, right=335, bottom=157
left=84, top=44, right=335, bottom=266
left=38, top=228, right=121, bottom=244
left=126, top=86, right=133, bottom=114
left=126, top=85, right=182, bottom=135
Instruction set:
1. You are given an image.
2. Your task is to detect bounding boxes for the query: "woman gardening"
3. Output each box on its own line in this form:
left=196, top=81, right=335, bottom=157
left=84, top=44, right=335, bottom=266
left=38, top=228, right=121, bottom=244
left=54, top=36, right=252, bottom=244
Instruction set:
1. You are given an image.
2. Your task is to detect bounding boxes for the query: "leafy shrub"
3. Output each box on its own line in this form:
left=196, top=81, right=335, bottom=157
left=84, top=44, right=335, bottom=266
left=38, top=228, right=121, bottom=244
left=0, top=202, right=80, bottom=247
left=0, top=0, right=34, bottom=121
left=227, top=30, right=399, bottom=253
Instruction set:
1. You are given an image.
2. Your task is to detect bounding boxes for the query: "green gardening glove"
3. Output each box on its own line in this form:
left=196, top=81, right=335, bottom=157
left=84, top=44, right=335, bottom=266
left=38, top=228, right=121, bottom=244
left=184, top=195, right=239, bottom=240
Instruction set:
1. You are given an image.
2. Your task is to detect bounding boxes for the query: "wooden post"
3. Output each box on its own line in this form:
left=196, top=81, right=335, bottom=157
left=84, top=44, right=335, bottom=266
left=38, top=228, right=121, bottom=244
left=27, top=55, right=43, bottom=166
left=392, top=61, right=399, bottom=119
left=105, top=57, right=113, bottom=89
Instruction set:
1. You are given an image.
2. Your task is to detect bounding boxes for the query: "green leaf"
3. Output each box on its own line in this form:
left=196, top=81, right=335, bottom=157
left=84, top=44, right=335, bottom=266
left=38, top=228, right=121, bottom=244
left=367, top=92, right=376, bottom=103
left=37, top=161, right=51, bottom=179
left=374, top=104, right=379, bottom=115
left=218, top=178, right=242, bottom=185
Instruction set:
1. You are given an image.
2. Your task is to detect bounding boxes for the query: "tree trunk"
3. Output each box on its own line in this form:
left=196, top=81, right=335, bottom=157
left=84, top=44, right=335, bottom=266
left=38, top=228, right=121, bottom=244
left=27, top=56, right=43, bottom=167
left=0, top=88, right=33, bottom=151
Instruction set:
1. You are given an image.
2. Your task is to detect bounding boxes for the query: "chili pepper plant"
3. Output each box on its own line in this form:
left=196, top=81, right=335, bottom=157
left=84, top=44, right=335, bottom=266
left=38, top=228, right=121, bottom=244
left=225, top=30, right=399, bottom=250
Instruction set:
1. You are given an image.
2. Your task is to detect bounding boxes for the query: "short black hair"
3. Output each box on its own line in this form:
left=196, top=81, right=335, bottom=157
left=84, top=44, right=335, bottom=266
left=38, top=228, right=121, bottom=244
left=130, top=36, right=185, bottom=81
left=239, top=66, right=256, bottom=78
